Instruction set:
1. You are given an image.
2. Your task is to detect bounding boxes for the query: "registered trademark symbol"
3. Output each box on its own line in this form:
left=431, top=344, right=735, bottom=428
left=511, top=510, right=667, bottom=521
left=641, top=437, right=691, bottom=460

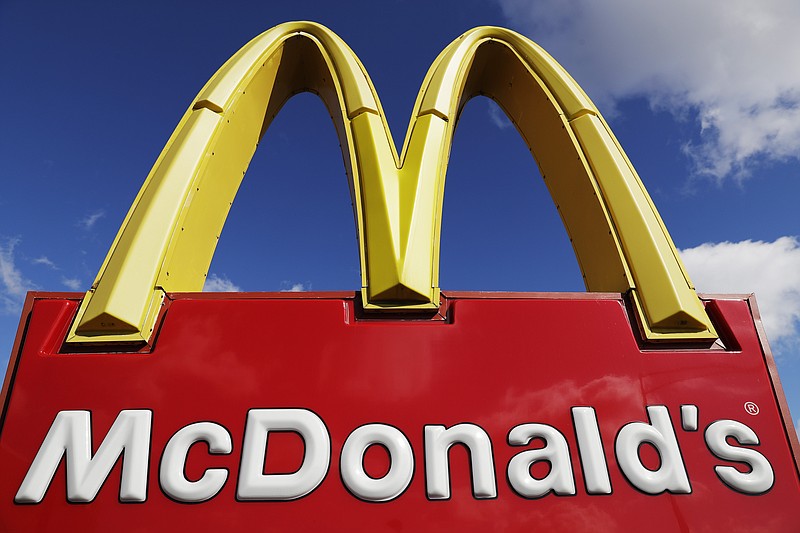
left=744, top=401, right=760, bottom=415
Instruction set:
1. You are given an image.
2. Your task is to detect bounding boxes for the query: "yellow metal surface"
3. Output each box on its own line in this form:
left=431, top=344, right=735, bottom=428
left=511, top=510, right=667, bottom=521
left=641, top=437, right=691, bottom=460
left=68, top=22, right=716, bottom=344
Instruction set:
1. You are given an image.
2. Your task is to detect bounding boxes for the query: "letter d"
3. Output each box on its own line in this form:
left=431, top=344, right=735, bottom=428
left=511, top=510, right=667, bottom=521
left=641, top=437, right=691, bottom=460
left=237, top=409, right=330, bottom=500
left=615, top=406, right=691, bottom=494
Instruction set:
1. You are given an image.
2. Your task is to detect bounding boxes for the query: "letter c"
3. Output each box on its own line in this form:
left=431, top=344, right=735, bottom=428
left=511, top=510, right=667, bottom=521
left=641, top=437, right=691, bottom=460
left=160, top=422, right=232, bottom=502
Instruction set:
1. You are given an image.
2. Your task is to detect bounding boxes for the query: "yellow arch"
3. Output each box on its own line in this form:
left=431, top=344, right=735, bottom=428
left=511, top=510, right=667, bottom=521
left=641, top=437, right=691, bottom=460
left=68, top=22, right=716, bottom=344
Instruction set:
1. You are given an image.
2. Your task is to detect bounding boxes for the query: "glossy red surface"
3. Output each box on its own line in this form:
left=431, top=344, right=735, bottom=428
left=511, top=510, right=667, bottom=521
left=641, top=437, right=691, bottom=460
left=1, top=292, right=799, bottom=531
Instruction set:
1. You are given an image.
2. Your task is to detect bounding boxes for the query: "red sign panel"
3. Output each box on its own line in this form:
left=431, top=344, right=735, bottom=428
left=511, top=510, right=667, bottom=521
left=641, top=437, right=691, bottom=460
left=1, top=291, right=798, bottom=531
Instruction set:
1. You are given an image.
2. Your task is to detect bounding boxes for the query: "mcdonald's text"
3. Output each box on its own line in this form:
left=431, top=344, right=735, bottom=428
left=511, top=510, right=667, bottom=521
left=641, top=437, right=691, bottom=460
left=14, top=405, right=774, bottom=504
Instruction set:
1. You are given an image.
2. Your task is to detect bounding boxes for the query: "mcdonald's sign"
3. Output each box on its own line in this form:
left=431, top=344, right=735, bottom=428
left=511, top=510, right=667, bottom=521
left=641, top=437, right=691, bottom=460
left=1, top=22, right=798, bottom=531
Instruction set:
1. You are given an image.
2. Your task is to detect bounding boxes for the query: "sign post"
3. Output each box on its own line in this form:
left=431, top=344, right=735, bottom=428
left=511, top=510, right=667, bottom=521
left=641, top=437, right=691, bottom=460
left=2, top=22, right=798, bottom=531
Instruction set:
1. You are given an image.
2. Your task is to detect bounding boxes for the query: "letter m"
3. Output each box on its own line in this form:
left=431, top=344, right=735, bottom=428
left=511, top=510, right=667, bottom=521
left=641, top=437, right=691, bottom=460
left=15, top=410, right=151, bottom=503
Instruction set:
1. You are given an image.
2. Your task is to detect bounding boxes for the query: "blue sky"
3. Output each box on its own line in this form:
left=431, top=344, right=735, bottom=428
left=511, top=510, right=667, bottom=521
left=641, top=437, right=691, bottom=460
left=1, top=1, right=798, bottom=431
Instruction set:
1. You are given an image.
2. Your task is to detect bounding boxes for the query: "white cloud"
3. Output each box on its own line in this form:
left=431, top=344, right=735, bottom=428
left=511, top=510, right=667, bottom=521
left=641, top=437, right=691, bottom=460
left=280, top=281, right=310, bottom=292
left=0, top=238, right=38, bottom=313
left=78, top=210, right=105, bottom=230
left=203, top=273, right=241, bottom=292
left=497, top=0, right=800, bottom=180
left=61, top=277, right=82, bottom=290
left=32, top=256, right=57, bottom=269
left=487, top=100, right=512, bottom=130
left=679, top=236, right=800, bottom=352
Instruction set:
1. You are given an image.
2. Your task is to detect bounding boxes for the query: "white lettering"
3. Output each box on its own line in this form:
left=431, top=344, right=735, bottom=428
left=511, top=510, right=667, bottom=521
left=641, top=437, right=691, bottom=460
left=680, top=405, right=699, bottom=432
left=705, top=419, right=774, bottom=494
left=236, top=409, right=330, bottom=500
left=507, top=423, right=576, bottom=498
left=340, top=424, right=413, bottom=501
left=572, top=407, right=612, bottom=494
left=160, top=422, right=232, bottom=502
left=424, top=424, right=496, bottom=499
left=15, top=410, right=151, bottom=503
left=17, top=405, right=772, bottom=504
left=615, top=406, right=691, bottom=494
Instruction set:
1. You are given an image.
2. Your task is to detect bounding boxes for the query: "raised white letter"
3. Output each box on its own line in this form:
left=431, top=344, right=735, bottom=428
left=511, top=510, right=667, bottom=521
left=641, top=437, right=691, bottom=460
left=508, top=423, right=575, bottom=498
left=572, top=407, right=612, bottom=494
left=705, top=419, right=774, bottom=494
left=160, top=422, right=232, bottom=502
left=237, top=409, right=330, bottom=500
left=340, top=424, right=414, bottom=501
left=424, top=424, right=496, bottom=499
left=615, top=406, right=691, bottom=494
left=15, top=410, right=151, bottom=503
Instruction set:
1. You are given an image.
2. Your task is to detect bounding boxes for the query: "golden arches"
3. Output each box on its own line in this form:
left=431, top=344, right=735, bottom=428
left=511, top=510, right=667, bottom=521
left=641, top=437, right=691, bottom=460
left=68, top=22, right=716, bottom=344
